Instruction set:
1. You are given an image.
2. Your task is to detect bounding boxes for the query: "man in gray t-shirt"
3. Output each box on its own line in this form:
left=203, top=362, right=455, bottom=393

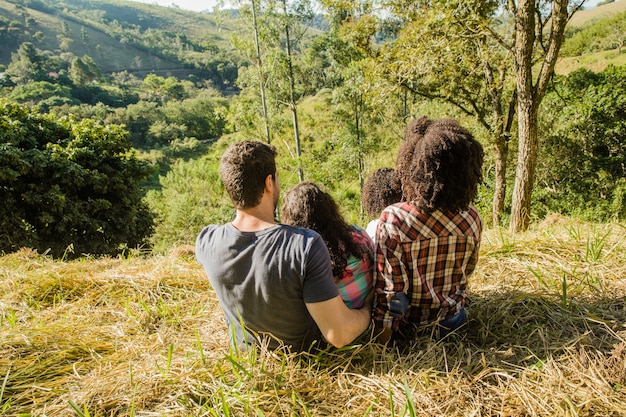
left=196, top=141, right=372, bottom=352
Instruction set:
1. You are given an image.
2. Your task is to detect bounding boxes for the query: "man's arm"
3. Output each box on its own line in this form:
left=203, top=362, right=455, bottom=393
left=306, top=296, right=371, bottom=348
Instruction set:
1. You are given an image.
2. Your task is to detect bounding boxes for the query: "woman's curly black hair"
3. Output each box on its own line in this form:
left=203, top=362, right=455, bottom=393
left=281, top=182, right=367, bottom=280
left=397, top=117, right=484, bottom=214
left=362, top=168, right=403, bottom=218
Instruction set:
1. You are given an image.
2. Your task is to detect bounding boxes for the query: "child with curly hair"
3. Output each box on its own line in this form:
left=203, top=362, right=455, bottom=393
left=362, top=168, right=403, bottom=241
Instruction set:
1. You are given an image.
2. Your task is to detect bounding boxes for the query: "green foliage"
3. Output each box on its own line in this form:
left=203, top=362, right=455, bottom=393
left=6, top=81, right=76, bottom=109
left=108, top=90, right=230, bottom=148
left=145, top=140, right=233, bottom=252
left=0, top=99, right=155, bottom=258
left=536, top=66, right=626, bottom=221
left=159, top=93, right=230, bottom=141
left=4, top=42, right=49, bottom=85
left=68, top=55, right=102, bottom=87
left=562, top=11, right=626, bottom=57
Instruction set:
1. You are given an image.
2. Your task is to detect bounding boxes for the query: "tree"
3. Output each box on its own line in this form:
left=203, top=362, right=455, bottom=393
left=508, top=0, right=577, bottom=232
left=231, top=0, right=273, bottom=143
left=69, top=55, right=101, bottom=87
left=370, top=0, right=516, bottom=226
left=318, top=0, right=385, bottom=195
left=232, top=0, right=317, bottom=180
left=81, top=25, right=89, bottom=45
left=5, top=42, right=48, bottom=85
left=274, top=0, right=314, bottom=181
left=0, top=100, right=155, bottom=258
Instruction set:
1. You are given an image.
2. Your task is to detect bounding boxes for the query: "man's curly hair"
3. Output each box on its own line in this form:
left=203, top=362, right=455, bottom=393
left=397, top=117, right=484, bottom=214
left=281, top=182, right=367, bottom=280
left=220, top=141, right=277, bottom=209
left=362, top=168, right=402, bottom=218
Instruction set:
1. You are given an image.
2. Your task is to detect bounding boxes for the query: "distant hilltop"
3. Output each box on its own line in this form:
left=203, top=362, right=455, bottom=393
left=570, top=0, right=626, bottom=26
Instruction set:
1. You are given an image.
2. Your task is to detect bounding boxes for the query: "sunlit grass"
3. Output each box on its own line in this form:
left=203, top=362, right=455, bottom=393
left=556, top=48, right=626, bottom=75
left=1, top=216, right=625, bottom=416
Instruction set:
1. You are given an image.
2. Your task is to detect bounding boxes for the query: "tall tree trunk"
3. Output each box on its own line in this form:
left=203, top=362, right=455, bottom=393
left=252, top=0, right=271, bottom=144
left=281, top=0, right=303, bottom=181
left=354, top=93, right=365, bottom=204
left=510, top=0, right=570, bottom=232
left=510, top=99, right=539, bottom=231
left=493, top=132, right=509, bottom=227
left=510, top=0, right=536, bottom=232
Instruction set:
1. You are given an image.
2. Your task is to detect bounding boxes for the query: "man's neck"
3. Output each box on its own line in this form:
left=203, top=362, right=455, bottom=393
left=232, top=206, right=276, bottom=232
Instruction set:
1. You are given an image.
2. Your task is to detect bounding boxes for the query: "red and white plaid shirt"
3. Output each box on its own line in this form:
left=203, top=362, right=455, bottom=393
left=373, top=202, right=482, bottom=330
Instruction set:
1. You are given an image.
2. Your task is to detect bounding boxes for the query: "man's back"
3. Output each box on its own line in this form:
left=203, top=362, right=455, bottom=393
left=196, top=222, right=339, bottom=351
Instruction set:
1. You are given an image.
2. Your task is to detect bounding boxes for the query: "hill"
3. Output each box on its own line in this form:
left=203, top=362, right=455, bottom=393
left=1, top=217, right=625, bottom=415
left=555, top=0, right=626, bottom=74
left=0, top=0, right=239, bottom=80
left=569, top=0, right=626, bottom=27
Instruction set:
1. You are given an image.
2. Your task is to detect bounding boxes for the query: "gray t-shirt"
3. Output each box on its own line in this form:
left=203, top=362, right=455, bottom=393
left=196, top=223, right=339, bottom=351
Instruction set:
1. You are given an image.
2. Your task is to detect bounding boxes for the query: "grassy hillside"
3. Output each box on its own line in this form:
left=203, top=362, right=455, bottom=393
left=1, top=217, right=625, bottom=415
left=569, top=0, right=626, bottom=27
left=556, top=47, right=626, bottom=74
left=0, top=0, right=237, bottom=75
left=556, top=0, right=626, bottom=73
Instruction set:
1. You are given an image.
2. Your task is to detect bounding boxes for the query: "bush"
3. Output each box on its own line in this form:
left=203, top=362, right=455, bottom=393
left=0, top=100, right=155, bottom=258
left=537, top=66, right=626, bottom=221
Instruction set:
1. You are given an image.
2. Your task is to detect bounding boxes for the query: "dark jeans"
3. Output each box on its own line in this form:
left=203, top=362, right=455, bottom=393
left=391, top=308, right=467, bottom=347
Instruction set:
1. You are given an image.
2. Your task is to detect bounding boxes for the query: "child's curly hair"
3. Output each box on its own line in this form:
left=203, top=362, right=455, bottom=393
left=397, top=117, right=484, bottom=213
left=362, top=168, right=402, bottom=218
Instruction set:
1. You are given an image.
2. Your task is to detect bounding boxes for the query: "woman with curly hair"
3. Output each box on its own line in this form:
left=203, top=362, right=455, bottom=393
left=373, top=117, right=484, bottom=345
left=282, top=182, right=374, bottom=309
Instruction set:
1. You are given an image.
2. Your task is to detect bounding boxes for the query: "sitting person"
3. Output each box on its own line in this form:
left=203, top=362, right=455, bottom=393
left=281, top=182, right=375, bottom=309
left=373, top=117, right=484, bottom=344
left=196, top=141, right=372, bottom=352
left=361, top=168, right=403, bottom=241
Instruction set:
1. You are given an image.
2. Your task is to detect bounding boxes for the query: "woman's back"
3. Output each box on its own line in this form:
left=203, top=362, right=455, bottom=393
left=281, top=182, right=375, bottom=309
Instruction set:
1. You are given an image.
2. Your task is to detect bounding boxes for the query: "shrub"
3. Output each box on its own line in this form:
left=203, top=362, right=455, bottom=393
left=537, top=66, right=626, bottom=221
left=0, top=100, right=155, bottom=258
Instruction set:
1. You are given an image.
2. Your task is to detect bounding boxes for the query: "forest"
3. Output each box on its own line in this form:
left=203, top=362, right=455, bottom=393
left=1, top=0, right=625, bottom=256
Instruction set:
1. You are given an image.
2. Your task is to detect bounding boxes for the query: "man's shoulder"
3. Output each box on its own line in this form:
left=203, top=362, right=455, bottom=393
left=277, top=223, right=322, bottom=240
left=197, top=223, right=228, bottom=239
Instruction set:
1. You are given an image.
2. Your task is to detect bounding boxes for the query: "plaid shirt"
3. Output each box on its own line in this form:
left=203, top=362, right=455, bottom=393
left=336, top=227, right=375, bottom=309
left=373, top=203, right=482, bottom=330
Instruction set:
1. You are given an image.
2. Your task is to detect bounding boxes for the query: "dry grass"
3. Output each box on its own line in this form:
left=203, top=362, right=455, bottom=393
left=1, top=217, right=626, bottom=416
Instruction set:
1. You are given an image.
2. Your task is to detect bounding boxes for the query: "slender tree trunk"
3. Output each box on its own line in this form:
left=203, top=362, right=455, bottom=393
left=493, top=132, right=509, bottom=227
left=483, top=56, right=516, bottom=227
left=252, top=0, right=271, bottom=144
left=510, top=0, right=536, bottom=232
left=509, top=0, right=569, bottom=232
left=354, top=94, right=364, bottom=196
left=510, top=100, right=539, bottom=231
left=281, top=0, right=303, bottom=181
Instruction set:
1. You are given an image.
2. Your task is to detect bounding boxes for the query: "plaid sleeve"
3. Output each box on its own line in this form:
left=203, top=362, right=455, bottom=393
left=334, top=227, right=375, bottom=309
